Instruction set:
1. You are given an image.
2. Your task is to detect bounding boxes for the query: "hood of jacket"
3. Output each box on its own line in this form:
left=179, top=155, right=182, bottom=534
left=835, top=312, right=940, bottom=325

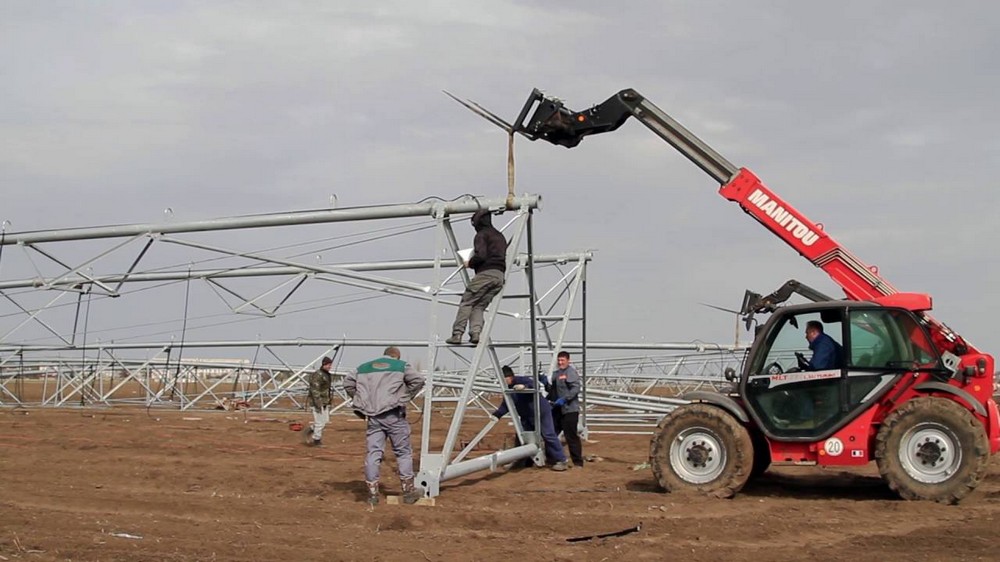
left=471, top=209, right=493, bottom=231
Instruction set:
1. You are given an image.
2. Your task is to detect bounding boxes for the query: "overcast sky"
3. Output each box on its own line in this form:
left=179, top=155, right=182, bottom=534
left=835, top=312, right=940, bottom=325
left=2, top=2, right=998, bottom=367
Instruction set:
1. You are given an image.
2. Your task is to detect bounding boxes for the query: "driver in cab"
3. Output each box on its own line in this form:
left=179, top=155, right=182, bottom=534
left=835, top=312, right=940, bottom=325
left=800, top=320, right=843, bottom=371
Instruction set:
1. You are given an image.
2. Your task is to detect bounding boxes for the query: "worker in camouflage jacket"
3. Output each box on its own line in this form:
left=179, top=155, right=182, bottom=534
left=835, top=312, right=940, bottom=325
left=344, top=346, right=425, bottom=506
left=306, top=356, right=334, bottom=446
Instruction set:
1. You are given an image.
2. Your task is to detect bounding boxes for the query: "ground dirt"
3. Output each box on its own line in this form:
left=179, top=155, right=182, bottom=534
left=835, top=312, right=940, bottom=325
left=1, top=407, right=998, bottom=562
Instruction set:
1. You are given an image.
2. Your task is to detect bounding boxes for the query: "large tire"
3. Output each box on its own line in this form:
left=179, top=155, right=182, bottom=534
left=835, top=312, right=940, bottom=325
left=875, top=397, right=990, bottom=504
left=649, top=403, right=754, bottom=498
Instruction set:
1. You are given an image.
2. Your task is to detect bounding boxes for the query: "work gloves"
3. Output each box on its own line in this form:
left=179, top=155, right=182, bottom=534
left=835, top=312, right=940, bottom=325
left=552, top=397, right=567, bottom=407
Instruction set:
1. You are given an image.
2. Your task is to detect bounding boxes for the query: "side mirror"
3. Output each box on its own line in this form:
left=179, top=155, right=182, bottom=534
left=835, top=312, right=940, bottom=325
left=724, top=367, right=738, bottom=382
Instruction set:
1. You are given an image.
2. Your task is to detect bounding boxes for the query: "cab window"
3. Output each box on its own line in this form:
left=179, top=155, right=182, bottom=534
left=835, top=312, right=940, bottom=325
left=751, top=311, right=843, bottom=375
left=848, top=309, right=940, bottom=369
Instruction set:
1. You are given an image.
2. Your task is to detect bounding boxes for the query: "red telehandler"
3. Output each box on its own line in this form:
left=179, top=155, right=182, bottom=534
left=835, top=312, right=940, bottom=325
left=512, top=88, right=998, bottom=503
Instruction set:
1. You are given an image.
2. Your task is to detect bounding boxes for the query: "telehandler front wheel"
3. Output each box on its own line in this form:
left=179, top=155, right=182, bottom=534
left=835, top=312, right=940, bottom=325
left=649, top=403, right=754, bottom=498
left=875, top=397, right=990, bottom=504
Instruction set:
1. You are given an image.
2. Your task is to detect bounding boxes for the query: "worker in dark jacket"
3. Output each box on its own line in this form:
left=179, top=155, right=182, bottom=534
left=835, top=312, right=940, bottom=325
left=447, top=209, right=507, bottom=345
left=344, top=346, right=425, bottom=506
left=491, top=366, right=568, bottom=471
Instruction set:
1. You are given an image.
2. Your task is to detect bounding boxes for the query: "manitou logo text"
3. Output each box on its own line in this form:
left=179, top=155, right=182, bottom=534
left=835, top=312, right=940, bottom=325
left=746, top=189, right=820, bottom=246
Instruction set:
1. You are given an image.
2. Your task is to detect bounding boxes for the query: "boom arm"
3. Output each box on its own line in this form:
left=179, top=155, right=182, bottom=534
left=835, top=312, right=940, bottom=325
left=514, top=88, right=975, bottom=356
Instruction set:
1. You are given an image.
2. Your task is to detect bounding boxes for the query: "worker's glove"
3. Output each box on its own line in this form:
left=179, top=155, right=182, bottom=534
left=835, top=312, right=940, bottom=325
left=552, top=397, right=567, bottom=407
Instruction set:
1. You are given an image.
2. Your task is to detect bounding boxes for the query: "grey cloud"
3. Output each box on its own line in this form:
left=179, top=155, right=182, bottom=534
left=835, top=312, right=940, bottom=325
left=2, top=1, right=998, bottom=359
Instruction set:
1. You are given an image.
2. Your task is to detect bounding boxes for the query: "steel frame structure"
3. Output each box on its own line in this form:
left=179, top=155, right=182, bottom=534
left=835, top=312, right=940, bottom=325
left=0, top=343, right=743, bottom=408
left=0, top=195, right=566, bottom=497
left=0, top=196, right=747, bottom=496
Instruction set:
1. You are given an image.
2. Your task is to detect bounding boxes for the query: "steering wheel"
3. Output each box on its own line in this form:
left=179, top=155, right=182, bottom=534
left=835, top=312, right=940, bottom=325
left=795, top=351, right=809, bottom=371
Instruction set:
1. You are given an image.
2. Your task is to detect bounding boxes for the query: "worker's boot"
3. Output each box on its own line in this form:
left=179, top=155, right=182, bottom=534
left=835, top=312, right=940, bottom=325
left=401, top=477, right=424, bottom=505
left=445, top=334, right=463, bottom=345
left=365, top=480, right=380, bottom=506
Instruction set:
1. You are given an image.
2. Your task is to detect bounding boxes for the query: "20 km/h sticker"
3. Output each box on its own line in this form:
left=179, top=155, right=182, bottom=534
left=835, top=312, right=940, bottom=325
left=824, top=437, right=844, bottom=456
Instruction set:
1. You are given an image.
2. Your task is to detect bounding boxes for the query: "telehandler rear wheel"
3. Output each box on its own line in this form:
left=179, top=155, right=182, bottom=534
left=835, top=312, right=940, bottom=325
left=649, top=403, right=754, bottom=498
left=875, top=397, right=990, bottom=504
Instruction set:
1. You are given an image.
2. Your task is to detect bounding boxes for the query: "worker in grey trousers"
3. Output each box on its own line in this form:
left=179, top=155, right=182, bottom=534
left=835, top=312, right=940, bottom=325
left=344, top=346, right=425, bottom=506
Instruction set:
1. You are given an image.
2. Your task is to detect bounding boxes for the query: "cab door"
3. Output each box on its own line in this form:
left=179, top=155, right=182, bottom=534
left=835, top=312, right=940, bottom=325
left=743, top=309, right=845, bottom=439
left=840, top=308, right=940, bottom=418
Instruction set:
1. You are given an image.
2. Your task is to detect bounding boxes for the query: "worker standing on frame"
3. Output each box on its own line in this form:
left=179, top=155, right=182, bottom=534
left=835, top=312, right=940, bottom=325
left=447, top=209, right=507, bottom=345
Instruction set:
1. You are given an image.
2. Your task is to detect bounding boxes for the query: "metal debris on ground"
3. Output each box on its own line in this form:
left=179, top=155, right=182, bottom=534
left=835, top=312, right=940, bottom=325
left=109, top=532, right=143, bottom=540
left=566, top=523, right=641, bottom=543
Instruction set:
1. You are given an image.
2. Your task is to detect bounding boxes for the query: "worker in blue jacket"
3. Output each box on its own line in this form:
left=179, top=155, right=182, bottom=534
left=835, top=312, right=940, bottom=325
left=491, top=365, right=568, bottom=471
left=804, top=321, right=843, bottom=370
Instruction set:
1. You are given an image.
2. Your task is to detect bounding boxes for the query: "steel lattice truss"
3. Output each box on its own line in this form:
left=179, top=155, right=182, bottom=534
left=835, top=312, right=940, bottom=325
left=0, top=195, right=744, bottom=496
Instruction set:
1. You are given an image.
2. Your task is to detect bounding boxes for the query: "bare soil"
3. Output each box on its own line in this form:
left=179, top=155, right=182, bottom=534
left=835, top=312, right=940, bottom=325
left=2, top=407, right=998, bottom=562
